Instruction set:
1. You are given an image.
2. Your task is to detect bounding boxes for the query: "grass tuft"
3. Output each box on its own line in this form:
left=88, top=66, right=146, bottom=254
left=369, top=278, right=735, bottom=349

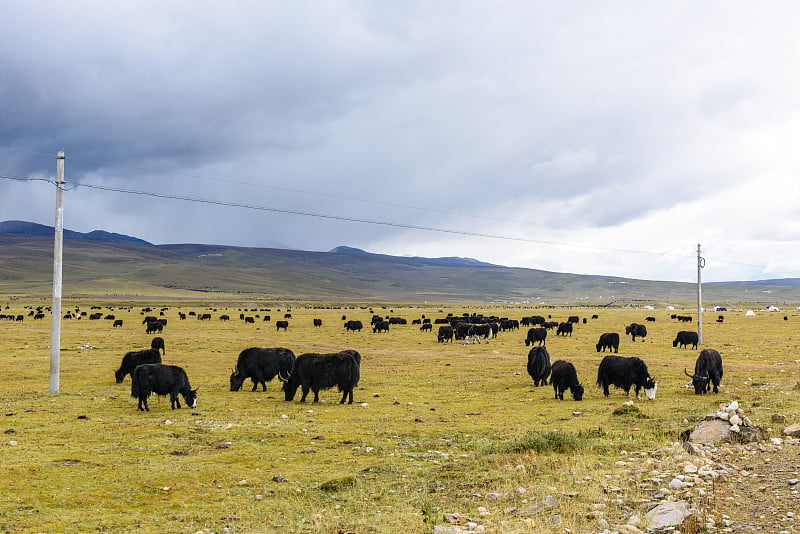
left=489, top=430, right=590, bottom=454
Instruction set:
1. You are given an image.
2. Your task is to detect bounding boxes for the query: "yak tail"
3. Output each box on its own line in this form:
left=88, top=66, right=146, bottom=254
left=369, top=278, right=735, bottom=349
left=130, top=374, right=142, bottom=398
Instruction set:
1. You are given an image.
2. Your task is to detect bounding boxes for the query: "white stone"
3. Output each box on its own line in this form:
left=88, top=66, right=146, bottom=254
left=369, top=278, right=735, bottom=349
left=725, top=401, right=739, bottom=412
left=718, top=411, right=730, bottom=421
left=645, top=501, right=693, bottom=529
left=668, top=478, right=685, bottom=490
left=729, top=414, right=742, bottom=426
left=730, top=424, right=740, bottom=433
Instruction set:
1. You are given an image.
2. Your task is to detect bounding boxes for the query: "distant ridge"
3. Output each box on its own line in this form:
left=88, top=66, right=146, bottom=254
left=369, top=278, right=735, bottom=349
left=0, top=220, right=152, bottom=246
left=329, top=245, right=495, bottom=267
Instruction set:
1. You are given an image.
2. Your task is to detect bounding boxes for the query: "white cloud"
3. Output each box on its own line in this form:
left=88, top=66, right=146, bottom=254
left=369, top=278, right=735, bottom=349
left=2, top=2, right=800, bottom=281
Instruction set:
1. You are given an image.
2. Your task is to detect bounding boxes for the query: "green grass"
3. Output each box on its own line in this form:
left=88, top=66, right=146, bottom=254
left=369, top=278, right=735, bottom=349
left=0, top=300, right=799, bottom=532
left=5, top=233, right=800, bottom=302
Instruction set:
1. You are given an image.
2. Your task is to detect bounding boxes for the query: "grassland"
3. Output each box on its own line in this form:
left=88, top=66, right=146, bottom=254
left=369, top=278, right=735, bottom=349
left=1, top=300, right=799, bottom=533
left=5, top=233, right=800, bottom=302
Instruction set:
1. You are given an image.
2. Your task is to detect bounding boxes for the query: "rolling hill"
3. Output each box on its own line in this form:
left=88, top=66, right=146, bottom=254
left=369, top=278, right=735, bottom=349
left=2, top=221, right=800, bottom=303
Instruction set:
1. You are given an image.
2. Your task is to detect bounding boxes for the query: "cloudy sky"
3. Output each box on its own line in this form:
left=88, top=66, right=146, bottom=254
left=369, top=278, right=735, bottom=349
left=2, top=1, right=800, bottom=283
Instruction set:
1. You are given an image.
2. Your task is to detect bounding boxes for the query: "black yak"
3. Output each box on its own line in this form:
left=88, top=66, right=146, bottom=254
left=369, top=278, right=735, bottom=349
left=684, top=348, right=723, bottom=394
left=596, top=355, right=657, bottom=400
left=115, top=337, right=165, bottom=384
left=527, top=346, right=551, bottom=387
left=131, top=363, right=197, bottom=411
left=550, top=360, right=584, bottom=400
left=280, top=351, right=361, bottom=404
left=230, top=347, right=296, bottom=392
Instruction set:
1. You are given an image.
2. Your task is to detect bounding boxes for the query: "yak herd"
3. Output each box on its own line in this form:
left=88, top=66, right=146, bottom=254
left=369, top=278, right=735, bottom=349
left=98, top=304, right=733, bottom=412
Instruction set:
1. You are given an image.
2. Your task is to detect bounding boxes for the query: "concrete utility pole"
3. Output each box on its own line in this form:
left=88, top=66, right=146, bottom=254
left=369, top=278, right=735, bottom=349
left=697, top=243, right=705, bottom=345
left=50, top=151, right=65, bottom=394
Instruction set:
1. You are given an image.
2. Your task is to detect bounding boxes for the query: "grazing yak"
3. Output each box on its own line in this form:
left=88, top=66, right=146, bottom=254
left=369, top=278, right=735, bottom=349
left=685, top=349, right=723, bottom=394
left=275, top=320, right=289, bottom=331
left=131, top=363, right=197, bottom=411
left=437, top=325, right=454, bottom=343
left=420, top=323, right=432, bottom=332
left=625, top=323, right=647, bottom=342
left=524, top=327, right=547, bottom=347
left=344, top=320, right=363, bottom=332
left=596, top=332, right=620, bottom=353
left=115, top=337, right=166, bottom=383
left=550, top=360, right=584, bottom=401
left=466, top=323, right=493, bottom=343
left=556, top=322, right=573, bottom=336
left=145, top=319, right=165, bottom=334
left=280, top=350, right=361, bottom=404
left=230, top=347, right=296, bottom=392
left=526, top=346, right=551, bottom=386
left=113, top=319, right=123, bottom=328
left=313, top=318, right=323, bottom=327
left=597, top=355, right=657, bottom=400
left=673, top=331, right=699, bottom=349
left=373, top=321, right=390, bottom=333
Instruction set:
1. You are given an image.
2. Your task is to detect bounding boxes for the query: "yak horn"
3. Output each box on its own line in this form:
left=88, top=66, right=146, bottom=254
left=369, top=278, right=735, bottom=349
left=277, top=371, right=290, bottom=382
left=684, top=368, right=693, bottom=378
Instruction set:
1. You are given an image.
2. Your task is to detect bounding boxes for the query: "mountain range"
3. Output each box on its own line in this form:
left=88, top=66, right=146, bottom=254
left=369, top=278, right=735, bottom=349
left=1, top=220, right=799, bottom=302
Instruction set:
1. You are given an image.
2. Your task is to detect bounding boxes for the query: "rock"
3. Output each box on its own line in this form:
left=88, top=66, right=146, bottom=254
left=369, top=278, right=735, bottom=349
left=783, top=423, right=800, bottom=437
left=772, top=414, right=788, bottom=423
left=617, top=525, right=643, bottom=534
left=683, top=441, right=701, bottom=455
left=668, top=478, right=685, bottom=490
left=517, top=495, right=559, bottom=516
left=433, top=526, right=462, bottom=534
left=724, top=401, right=739, bottom=412
left=645, top=501, right=693, bottom=529
left=729, top=414, right=742, bottom=426
left=690, top=419, right=731, bottom=444
left=444, top=513, right=460, bottom=524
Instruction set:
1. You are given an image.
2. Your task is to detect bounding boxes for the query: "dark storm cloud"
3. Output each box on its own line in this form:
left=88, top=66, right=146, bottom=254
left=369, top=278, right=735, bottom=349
left=2, top=2, right=800, bottom=282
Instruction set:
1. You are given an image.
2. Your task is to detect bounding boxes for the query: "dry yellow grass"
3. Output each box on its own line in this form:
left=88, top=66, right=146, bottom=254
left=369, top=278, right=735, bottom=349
left=0, top=300, right=798, bottom=533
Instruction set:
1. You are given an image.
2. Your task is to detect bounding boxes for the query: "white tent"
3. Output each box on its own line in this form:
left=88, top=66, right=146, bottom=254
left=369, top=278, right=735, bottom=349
left=745, top=310, right=756, bottom=316
left=766, top=306, right=780, bottom=312
left=665, top=305, right=675, bottom=310
left=644, top=305, right=655, bottom=310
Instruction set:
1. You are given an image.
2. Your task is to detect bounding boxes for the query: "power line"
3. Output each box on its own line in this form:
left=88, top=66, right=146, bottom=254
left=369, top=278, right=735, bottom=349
left=4, top=172, right=799, bottom=276
left=73, top=179, right=690, bottom=259
left=0, top=145, right=575, bottom=229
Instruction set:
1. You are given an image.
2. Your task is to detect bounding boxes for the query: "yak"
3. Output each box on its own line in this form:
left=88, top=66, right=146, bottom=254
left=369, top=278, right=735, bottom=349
left=596, top=332, right=620, bottom=353
left=524, top=327, right=547, bottom=347
left=673, top=331, right=699, bottom=349
left=115, top=337, right=165, bottom=383
left=280, top=350, right=361, bottom=404
left=550, top=360, right=584, bottom=400
left=344, top=320, right=363, bottom=332
left=230, top=347, right=296, bottom=392
left=684, top=348, right=723, bottom=394
left=437, top=325, right=454, bottom=343
left=625, top=323, right=647, bottom=342
left=131, top=363, right=197, bottom=411
left=527, top=346, right=551, bottom=386
left=596, top=355, right=657, bottom=400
